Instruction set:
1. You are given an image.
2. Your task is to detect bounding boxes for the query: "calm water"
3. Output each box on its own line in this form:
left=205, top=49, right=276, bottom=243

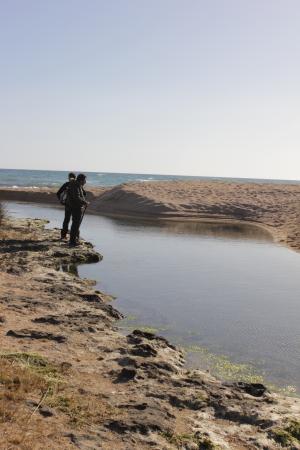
left=1, top=167, right=300, bottom=188
left=6, top=201, right=300, bottom=393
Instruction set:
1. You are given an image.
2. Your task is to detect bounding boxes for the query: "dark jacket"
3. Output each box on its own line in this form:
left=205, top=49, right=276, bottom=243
left=56, top=181, right=69, bottom=200
left=66, top=180, right=87, bottom=208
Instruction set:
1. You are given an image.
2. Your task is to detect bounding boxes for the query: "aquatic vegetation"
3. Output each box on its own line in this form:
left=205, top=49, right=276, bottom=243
left=267, top=383, right=298, bottom=397
left=119, top=324, right=166, bottom=334
left=118, top=327, right=299, bottom=395
left=118, top=316, right=168, bottom=334
left=132, top=326, right=162, bottom=333
left=182, top=344, right=264, bottom=384
left=120, top=314, right=137, bottom=322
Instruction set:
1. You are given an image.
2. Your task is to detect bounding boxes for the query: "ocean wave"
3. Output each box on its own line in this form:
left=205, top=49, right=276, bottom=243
left=6, top=183, right=66, bottom=189
left=136, top=178, right=157, bottom=182
left=8, top=185, right=42, bottom=189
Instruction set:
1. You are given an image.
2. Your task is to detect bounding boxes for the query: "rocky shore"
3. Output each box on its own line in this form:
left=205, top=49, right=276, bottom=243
left=0, top=217, right=300, bottom=449
left=1, top=179, right=300, bottom=252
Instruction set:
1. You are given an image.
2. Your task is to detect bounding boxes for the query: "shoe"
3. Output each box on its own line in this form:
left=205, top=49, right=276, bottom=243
left=69, top=241, right=79, bottom=247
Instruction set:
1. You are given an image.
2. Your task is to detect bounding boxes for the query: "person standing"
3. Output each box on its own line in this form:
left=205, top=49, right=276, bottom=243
left=67, top=173, right=88, bottom=246
left=56, top=172, right=76, bottom=239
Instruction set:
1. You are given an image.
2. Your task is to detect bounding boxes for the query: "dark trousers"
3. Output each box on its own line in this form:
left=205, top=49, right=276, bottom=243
left=61, top=206, right=72, bottom=237
left=70, top=207, right=83, bottom=244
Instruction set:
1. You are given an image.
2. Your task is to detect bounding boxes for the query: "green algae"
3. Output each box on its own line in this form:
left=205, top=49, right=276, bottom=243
left=118, top=316, right=169, bottom=334
left=182, top=344, right=264, bottom=384
left=122, top=314, right=137, bottom=322
left=118, top=321, right=298, bottom=396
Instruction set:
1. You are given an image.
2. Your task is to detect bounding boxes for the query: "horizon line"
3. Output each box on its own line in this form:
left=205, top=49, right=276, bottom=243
left=1, top=166, right=300, bottom=183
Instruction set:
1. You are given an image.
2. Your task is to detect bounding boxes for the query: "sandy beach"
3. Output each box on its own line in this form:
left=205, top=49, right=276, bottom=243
left=0, top=217, right=300, bottom=449
left=1, top=180, right=300, bottom=251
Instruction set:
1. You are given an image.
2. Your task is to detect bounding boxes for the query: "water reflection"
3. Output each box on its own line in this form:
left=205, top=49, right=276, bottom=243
left=57, top=263, right=79, bottom=277
left=120, top=220, right=273, bottom=241
left=101, top=214, right=273, bottom=242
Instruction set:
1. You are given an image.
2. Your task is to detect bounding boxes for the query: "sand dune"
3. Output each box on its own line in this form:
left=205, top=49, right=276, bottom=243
left=92, top=181, right=300, bottom=250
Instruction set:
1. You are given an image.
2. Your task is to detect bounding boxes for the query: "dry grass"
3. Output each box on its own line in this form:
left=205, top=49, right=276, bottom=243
left=0, top=352, right=114, bottom=449
left=0, top=353, right=63, bottom=449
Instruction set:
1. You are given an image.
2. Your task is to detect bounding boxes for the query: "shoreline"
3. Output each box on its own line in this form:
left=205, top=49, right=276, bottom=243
left=0, top=216, right=300, bottom=448
left=1, top=178, right=298, bottom=252
left=87, top=209, right=277, bottom=238
left=4, top=196, right=276, bottom=240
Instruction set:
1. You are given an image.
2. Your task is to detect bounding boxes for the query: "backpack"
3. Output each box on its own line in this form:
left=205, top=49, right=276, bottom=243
left=59, top=187, right=69, bottom=205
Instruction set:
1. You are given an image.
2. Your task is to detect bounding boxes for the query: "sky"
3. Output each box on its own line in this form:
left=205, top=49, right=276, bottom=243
left=1, top=0, right=300, bottom=180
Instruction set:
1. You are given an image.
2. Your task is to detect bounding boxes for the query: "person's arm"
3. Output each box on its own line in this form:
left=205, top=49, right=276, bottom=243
left=78, top=186, right=88, bottom=206
left=81, top=187, right=89, bottom=204
left=56, top=182, right=68, bottom=199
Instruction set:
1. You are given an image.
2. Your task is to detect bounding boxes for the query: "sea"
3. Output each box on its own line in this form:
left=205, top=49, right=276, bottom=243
left=0, top=168, right=299, bottom=188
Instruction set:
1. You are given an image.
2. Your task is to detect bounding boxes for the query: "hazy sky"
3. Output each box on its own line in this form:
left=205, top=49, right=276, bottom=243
left=1, top=0, right=300, bottom=179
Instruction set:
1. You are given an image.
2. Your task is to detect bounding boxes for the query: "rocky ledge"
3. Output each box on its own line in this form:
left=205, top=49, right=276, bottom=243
left=0, top=218, right=299, bottom=449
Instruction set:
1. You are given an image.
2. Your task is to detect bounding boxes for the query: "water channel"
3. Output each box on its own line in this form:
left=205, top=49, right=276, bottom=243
left=6, top=201, right=300, bottom=393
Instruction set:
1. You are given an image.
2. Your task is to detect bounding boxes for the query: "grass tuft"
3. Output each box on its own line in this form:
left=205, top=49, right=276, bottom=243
left=161, top=431, right=219, bottom=449
left=0, top=351, right=115, bottom=448
left=271, top=420, right=300, bottom=447
left=0, top=352, right=62, bottom=388
left=46, top=392, right=114, bottom=427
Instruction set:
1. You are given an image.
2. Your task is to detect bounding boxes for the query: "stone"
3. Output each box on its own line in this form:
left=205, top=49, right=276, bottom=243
left=105, top=402, right=175, bottom=435
left=127, top=329, right=176, bottom=350
left=6, top=329, right=67, bottom=343
left=39, top=406, right=55, bottom=417
left=115, top=368, right=137, bottom=383
left=236, top=382, right=268, bottom=397
left=130, top=343, right=158, bottom=358
left=33, top=315, right=62, bottom=325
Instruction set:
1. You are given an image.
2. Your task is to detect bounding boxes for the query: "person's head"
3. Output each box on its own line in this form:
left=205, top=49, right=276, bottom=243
left=77, top=173, right=87, bottom=186
left=68, top=172, right=76, bottom=181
